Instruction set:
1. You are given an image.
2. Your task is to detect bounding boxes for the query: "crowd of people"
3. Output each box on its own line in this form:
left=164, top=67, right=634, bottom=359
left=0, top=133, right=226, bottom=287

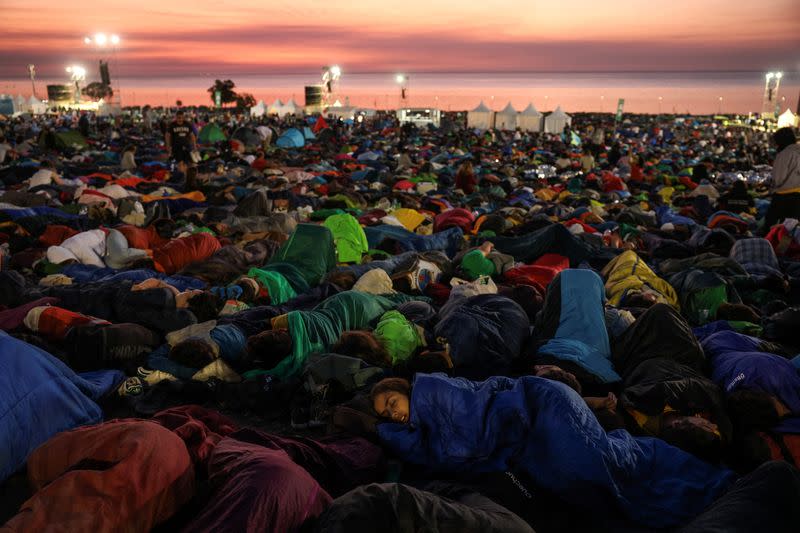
left=1, top=104, right=799, bottom=532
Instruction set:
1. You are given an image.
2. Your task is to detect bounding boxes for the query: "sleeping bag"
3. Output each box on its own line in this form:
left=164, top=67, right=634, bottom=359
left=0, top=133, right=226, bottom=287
left=0, top=332, right=123, bottom=482
left=435, top=294, right=529, bottom=379
left=537, top=269, right=619, bottom=384
left=152, top=233, right=222, bottom=275
left=2, top=420, right=194, bottom=532
left=378, top=373, right=734, bottom=529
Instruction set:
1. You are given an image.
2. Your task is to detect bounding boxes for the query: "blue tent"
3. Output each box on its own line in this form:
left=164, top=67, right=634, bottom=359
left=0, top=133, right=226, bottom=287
left=276, top=128, right=305, bottom=149
left=303, top=127, right=316, bottom=140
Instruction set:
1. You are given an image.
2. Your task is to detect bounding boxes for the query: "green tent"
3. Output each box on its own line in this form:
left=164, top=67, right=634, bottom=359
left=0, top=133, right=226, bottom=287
left=198, top=123, right=227, bottom=144
left=50, top=130, right=88, bottom=150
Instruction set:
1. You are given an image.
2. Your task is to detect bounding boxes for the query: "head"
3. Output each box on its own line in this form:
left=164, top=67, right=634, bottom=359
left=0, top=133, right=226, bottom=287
left=773, top=127, right=797, bottom=153
left=533, top=365, right=582, bottom=395
left=660, top=416, right=722, bottom=463
left=175, top=110, right=186, bottom=124
left=621, top=290, right=658, bottom=309
left=245, top=329, right=292, bottom=369
left=169, top=338, right=217, bottom=368
left=727, top=389, right=782, bottom=431
left=371, top=377, right=411, bottom=423
left=151, top=218, right=177, bottom=239
left=332, top=330, right=391, bottom=367
left=186, top=291, right=224, bottom=322
left=324, top=269, right=358, bottom=291
left=731, top=180, right=747, bottom=194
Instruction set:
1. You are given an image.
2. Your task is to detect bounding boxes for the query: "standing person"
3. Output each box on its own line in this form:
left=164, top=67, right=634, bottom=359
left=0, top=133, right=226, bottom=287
left=165, top=110, right=198, bottom=189
left=120, top=145, right=137, bottom=171
left=763, top=127, right=800, bottom=233
left=142, top=106, right=153, bottom=134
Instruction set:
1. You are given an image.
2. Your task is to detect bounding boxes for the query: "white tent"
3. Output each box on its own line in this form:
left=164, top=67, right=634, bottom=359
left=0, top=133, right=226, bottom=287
left=282, top=98, right=301, bottom=117
left=777, top=108, right=798, bottom=128
left=494, top=102, right=518, bottom=130
left=28, top=95, right=47, bottom=115
left=331, top=99, right=343, bottom=107
left=14, top=95, right=29, bottom=114
left=544, top=106, right=572, bottom=133
left=518, top=103, right=543, bottom=132
left=268, top=99, right=284, bottom=115
left=326, top=106, right=358, bottom=120
left=467, top=101, right=494, bottom=130
left=250, top=100, right=267, bottom=117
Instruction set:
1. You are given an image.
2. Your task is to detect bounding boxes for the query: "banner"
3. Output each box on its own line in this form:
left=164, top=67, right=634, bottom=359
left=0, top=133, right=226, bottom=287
left=214, top=90, right=222, bottom=108
left=615, top=98, right=625, bottom=122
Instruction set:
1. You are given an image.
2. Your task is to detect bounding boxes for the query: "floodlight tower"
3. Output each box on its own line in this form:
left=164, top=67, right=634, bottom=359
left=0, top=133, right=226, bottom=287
left=396, top=74, right=409, bottom=106
left=761, top=72, right=783, bottom=118
left=322, top=65, right=341, bottom=106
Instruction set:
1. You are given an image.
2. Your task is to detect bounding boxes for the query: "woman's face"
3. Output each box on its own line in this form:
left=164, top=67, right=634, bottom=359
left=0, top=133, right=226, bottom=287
left=373, top=391, right=410, bottom=424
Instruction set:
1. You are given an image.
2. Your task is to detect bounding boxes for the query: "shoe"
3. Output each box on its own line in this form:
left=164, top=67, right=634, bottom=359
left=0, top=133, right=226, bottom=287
left=290, top=405, right=310, bottom=430
left=117, top=377, right=143, bottom=397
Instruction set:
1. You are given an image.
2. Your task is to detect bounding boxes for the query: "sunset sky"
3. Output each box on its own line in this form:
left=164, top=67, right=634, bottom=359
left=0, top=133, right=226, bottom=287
left=2, top=0, right=799, bottom=79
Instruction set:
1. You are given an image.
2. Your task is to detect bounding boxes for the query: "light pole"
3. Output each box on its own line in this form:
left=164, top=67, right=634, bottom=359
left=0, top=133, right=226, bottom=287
left=66, top=65, right=86, bottom=103
left=762, top=72, right=783, bottom=118
left=395, top=74, right=408, bottom=107
left=84, top=33, right=122, bottom=106
left=600, top=95, right=605, bottom=113
left=27, top=64, right=36, bottom=98
left=658, top=96, right=663, bottom=115
left=718, top=96, right=723, bottom=115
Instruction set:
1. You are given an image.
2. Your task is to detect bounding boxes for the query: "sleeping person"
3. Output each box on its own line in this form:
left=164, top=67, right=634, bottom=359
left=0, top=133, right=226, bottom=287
left=371, top=373, right=734, bottom=529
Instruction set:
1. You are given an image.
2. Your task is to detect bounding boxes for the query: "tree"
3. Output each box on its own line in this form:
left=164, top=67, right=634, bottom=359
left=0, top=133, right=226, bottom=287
left=207, top=79, right=237, bottom=106
left=235, top=92, right=256, bottom=110
left=82, top=82, right=113, bottom=101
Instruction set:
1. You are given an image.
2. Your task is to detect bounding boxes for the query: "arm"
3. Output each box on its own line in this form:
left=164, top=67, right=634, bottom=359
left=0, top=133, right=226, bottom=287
left=165, top=130, right=172, bottom=155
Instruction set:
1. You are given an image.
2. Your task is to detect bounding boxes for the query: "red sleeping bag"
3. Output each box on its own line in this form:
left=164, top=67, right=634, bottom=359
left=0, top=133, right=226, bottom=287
left=152, top=233, right=222, bottom=275
left=1, top=420, right=194, bottom=533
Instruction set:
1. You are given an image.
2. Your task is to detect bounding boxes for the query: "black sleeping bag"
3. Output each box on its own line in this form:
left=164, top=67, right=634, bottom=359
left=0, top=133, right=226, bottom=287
left=313, top=482, right=534, bottom=533
left=621, top=357, right=732, bottom=443
left=612, top=303, right=705, bottom=378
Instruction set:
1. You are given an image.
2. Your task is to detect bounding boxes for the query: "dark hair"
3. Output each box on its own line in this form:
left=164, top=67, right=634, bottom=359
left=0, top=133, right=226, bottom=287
left=727, top=389, right=781, bottom=431
left=176, top=110, right=185, bottom=117
left=621, top=291, right=656, bottom=309
left=151, top=218, right=177, bottom=239
left=186, top=291, right=223, bottom=322
left=660, top=419, right=722, bottom=463
left=370, top=377, right=411, bottom=404
left=773, top=127, right=797, bottom=153
left=245, top=329, right=292, bottom=369
left=325, top=270, right=358, bottom=290
left=169, top=338, right=216, bottom=368
left=332, top=330, right=391, bottom=367
left=537, top=367, right=583, bottom=395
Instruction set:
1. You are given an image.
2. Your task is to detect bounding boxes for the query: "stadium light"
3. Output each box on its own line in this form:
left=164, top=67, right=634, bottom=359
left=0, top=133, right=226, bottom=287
left=330, top=65, right=341, bottom=78
left=775, top=72, right=783, bottom=80
left=766, top=72, right=775, bottom=80
left=110, top=34, right=120, bottom=45
left=95, top=33, right=107, bottom=46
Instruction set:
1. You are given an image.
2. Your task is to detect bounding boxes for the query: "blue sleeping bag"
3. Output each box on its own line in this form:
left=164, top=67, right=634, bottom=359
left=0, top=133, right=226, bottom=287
left=434, top=294, right=529, bottom=379
left=59, top=265, right=206, bottom=291
left=0, top=332, right=123, bottom=482
left=538, top=269, right=620, bottom=383
left=702, top=330, right=800, bottom=431
left=364, top=225, right=463, bottom=257
left=378, top=373, right=734, bottom=528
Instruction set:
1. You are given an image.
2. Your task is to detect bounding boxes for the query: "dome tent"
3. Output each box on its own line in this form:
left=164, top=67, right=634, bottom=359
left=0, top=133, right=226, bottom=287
left=467, top=101, right=494, bottom=130
left=518, top=103, right=543, bottom=132
left=275, top=128, right=305, bottom=149
left=198, top=123, right=227, bottom=144
left=232, top=126, right=262, bottom=148
left=250, top=100, right=267, bottom=117
left=495, top=102, right=518, bottom=131
left=544, top=106, right=572, bottom=134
